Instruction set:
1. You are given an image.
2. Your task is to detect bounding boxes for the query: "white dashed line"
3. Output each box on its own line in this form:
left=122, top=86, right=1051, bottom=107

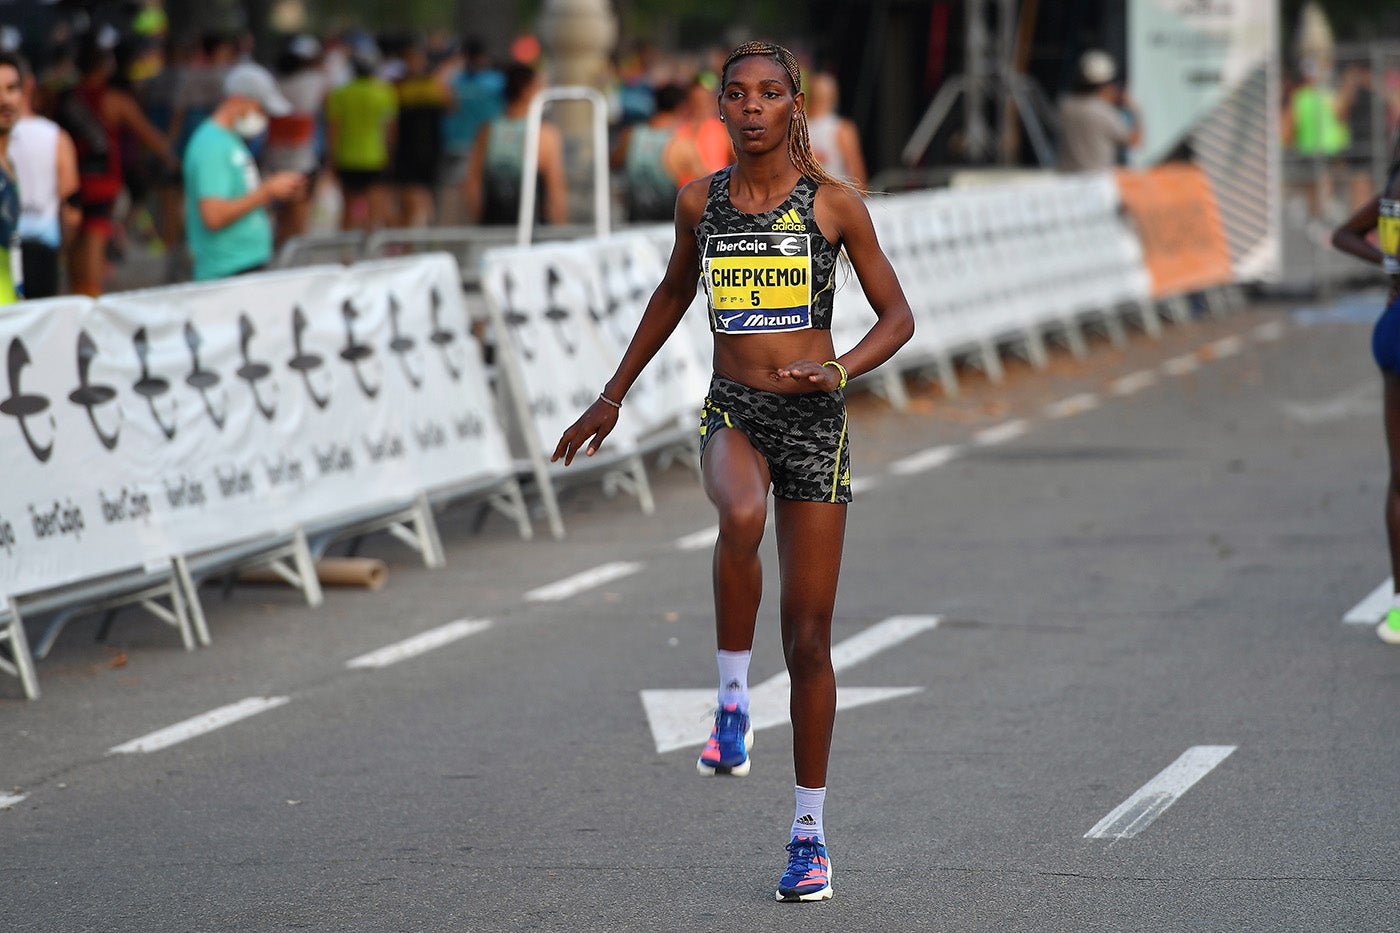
left=1203, top=336, right=1245, bottom=359
left=1110, top=370, right=1159, bottom=396
left=1085, top=745, right=1236, bottom=840
left=889, top=445, right=963, bottom=476
left=1045, top=393, right=1101, bottom=419
left=973, top=419, right=1029, bottom=447
left=1162, top=354, right=1200, bottom=376
left=0, top=793, right=27, bottom=809
left=850, top=476, right=882, bottom=495
left=109, top=696, right=291, bottom=755
left=674, top=527, right=719, bottom=551
left=1252, top=321, right=1285, bottom=342
left=1343, top=578, right=1393, bottom=624
left=346, top=619, right=492, bottom=669
left=525, top=561, right=643, bottom=602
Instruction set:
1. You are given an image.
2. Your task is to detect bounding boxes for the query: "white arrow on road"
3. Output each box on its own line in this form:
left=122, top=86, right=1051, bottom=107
left=641, top=615, right=939, bottom=754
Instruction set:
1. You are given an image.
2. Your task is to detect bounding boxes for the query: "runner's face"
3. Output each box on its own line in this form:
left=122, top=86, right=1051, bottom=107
left=0, top=66, right=20, bottom=134
left=720, top=56, right=801, bottom=155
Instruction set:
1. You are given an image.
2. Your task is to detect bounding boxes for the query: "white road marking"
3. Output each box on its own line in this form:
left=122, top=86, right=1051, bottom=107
left=1084, top=745, right=1236, bottom=839
left=1110, top=370, right=1158, bottom=396
left=1252, top=321, right=1285, bottom=342
left=0, top=793, right=27, bottom=809
left=1281, top=382, right=1381, bottom=425
left=109, top=696, right=291, bottom=755
left=1045, top=394, right=1101, bottom=419
left=850, top=476, right=882, bottom=496
left=524, top=561, right=642, bottom=602
left=973, top=419, right=1029, bottom=447
left=674, top=527, right=719, bottom=551
left=1162, top=354, right=1201, bottom=376
left=346, top=619, right=492, bottom=669
left=1204, top=336, right=1245, bottom=359
left=889, top=445, right=962, bottom=476
left=641, top=615, right=939, bottom=754
left=1343, top=578, right=1393, bottom=624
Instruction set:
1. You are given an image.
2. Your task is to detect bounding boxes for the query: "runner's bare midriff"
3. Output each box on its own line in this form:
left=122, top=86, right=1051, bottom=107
left=712, top=330, right=839, bottom=393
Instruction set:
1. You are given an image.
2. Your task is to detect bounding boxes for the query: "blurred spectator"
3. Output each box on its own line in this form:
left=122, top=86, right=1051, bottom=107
left=182, top=63, right=304, bottom=281
left=169, top=33, right=238, bottom=159
left=613, top=42, right=657, bottom=127
left=392, top=39, right=450, bottom=228
left=11, top=55, right=80, bottom=298
left=440, top=37, right=504, bottom=222
left=136, top=35, right=190, bottom=272
left=611, top=82, right=704, bottom=222
left=1283, top=56, right=1358, bottom=221
left=1057, top=49, right=1140, bottom=172
left=0, top=53, right=22, bottom=305
left=326, top=42, right=397, bottom=232
left=804, top=72, right=867, bottom=188
left=265, top=34, right=327, bottom=246
left=677, top=77, right=732, bottom=173
left=464, top=62, right=566, bottom=226
left=58, top=35, right=177, bottom=296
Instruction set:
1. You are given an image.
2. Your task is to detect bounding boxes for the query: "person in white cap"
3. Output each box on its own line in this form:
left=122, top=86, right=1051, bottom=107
left=1057, top=49, right=1141, bottom=172
left=182, top=61, right=306, bottom=280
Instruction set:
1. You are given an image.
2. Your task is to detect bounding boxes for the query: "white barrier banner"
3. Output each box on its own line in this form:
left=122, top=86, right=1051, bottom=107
left=481, top=243, right=640, bottom=456
left=581, top=234, right=708, bottom=436
left=0, top=255, right=511, bottom=598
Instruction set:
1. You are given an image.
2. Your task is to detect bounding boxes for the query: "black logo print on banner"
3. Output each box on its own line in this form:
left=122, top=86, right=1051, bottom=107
left=1, top=338, right=54, bottom=462
left=69, top=330, right=120, bottom=450
left=236, top=313, right=278, bottom=420
left=339, top=299, right=379, bottom=399
left=288, top=305, right=329, bottom=409
left=543, top=266, right=578, bottom=357
left=500, top=272, right=535, bottom=361
left=131, top=327, right=177, bottom=440
left=387, top=294, right=423, bottom=390
left=428, top=287, right=462, bottom=382
left=183, top=321, right=226, bottom=430
left=593, top=256, right=631, bottom=346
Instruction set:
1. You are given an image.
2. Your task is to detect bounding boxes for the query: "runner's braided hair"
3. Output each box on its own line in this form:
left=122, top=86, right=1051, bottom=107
left=720, top=41, right=863, bottom=195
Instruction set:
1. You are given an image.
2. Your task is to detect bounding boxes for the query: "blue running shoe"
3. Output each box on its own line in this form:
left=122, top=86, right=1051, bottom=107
left=695, top=703, right=753, bottom=776
left=776, top=835, right=833, bottom=902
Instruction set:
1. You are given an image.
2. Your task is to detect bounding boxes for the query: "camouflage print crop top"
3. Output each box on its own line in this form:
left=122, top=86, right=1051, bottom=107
left=694, top=166, right=839, bottom=333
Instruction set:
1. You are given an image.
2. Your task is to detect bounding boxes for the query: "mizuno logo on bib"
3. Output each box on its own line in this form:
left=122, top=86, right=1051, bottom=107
left=704, top=232, right=813, bottom=334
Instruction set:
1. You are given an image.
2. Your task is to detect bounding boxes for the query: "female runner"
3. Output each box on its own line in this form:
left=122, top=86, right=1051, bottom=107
left=553, top=41, right=914, bottom=900
left=1333, top=143, right=1400, bottom=644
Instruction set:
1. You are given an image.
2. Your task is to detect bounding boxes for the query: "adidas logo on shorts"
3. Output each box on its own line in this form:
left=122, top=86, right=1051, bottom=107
left=771, top=208, right=806, bottom=232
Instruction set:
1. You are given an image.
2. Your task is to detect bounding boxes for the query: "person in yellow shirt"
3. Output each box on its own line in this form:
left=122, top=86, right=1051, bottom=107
left=326, top=44, right=397, bottom=232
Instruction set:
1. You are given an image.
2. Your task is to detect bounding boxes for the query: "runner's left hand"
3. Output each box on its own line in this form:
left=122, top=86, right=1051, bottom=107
left=776, top=359, right=842, bottom=390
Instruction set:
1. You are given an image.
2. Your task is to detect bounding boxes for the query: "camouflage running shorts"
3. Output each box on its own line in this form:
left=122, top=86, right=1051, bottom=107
left=698, top=374, right=852, bottom=504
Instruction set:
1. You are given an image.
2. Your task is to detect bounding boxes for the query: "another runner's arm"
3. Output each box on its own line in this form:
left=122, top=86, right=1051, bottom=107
left=1332, top=196, right=1383, bottom=265
left=819, top=185, right=914, bottom=380
left=552, top=179, right=707, bottom=465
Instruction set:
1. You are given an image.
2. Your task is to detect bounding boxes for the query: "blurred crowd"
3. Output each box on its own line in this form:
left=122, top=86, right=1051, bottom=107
left=0, top=17, right=867, bottom=299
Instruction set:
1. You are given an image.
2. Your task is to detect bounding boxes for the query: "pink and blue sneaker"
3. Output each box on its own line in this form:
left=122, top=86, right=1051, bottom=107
left=695, top=703, right=753, bottom=776
left=776, top=835, right=833, bottom=902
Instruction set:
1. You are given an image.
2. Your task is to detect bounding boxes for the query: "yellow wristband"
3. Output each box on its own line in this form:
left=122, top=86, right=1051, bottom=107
left=823, top=360, right=848, bottom=390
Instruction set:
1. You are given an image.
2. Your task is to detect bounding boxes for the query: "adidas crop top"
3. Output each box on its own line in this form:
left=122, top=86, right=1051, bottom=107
left=694, top=166, right=839, bottom=333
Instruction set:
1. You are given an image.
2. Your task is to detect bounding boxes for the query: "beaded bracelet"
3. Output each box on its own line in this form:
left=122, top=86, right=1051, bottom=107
left=597, top=392, right=622, bottom=409
left=822, top=360, right=848, bottom=390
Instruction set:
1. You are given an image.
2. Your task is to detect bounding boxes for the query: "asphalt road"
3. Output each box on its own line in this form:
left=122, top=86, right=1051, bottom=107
left=2, top=296, right=1397, bottom=932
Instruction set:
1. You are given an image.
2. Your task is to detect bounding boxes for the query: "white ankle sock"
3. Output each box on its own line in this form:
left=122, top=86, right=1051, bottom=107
left=717, top=649, right=751, bottom=710
left=792, top=785, right=826, bottom=841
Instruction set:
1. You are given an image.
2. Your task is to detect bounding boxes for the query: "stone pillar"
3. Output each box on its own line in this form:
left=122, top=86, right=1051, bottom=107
left=539, top=0, right=618, bottom=225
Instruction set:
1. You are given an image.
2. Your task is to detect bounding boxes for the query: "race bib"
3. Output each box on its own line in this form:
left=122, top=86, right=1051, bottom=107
left=704, top=232, right=812, bottom=333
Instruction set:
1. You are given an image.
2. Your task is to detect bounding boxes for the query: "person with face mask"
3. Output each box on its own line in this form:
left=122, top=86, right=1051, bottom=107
left=182, top=62, right=305, bottom=281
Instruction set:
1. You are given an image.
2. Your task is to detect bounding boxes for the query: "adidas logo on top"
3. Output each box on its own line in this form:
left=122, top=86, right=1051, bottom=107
left=796, top=814, right=818, bottom=826
left=771, top=208, right=806, bottom=231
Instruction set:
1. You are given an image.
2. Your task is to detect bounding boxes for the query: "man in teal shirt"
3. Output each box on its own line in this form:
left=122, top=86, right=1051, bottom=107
left=183, top=62, right=305, bottom=280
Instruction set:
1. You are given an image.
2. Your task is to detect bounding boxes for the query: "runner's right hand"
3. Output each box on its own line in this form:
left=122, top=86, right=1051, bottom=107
left=552, top=398, right=620, bottom=466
